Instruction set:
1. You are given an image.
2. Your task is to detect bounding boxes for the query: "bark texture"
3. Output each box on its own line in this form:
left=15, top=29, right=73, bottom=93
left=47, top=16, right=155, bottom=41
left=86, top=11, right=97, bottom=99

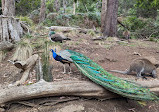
left=101, top=0, right=107, bottom=33
left=73, top=1, right=76, bottom=15
left=2, top=0, right=15, bottom=16
left=0, top=80, right=118, bottom=105
left=0, top=16, right=23, bottom=42
left=1, top=79, right=159, bottom=105
left=39, top=0, right=46, bottom=23
left=10, top=54, right=39, bottom=86
left=63, top=0, right=66, bottom=13
left=103, top=0, right=118, bottom=37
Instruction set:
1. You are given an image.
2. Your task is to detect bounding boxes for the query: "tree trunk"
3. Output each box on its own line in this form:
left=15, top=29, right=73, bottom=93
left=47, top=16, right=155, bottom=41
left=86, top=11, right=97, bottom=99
left=73, top=0, right=76, bottom=15
left=101, top=0, right=107, bottom=33
left=0, top=16, right=24, bottom=42
left=103, top=0, right=118, bottom=37
left=39, top=0, right=46, bottom=23
left=63, top=0, right=66, bottom=13
left=2, top=0, right=15, bottom=16
left=54, top=0, right=60, bottom=12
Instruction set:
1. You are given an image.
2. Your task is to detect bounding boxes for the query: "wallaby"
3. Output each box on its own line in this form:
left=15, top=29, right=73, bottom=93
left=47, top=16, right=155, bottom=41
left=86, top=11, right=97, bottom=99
left=123, top=30, right=130, bottom=42
left=110, top=58, right=159, bottom=79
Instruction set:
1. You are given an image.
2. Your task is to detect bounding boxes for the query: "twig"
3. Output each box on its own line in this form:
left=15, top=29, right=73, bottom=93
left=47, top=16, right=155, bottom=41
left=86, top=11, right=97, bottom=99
left=17, top=101, right=36, bottom=107
left=38, top=97, right=80, bottom=106
left=149, top=31, right=158, bottom=38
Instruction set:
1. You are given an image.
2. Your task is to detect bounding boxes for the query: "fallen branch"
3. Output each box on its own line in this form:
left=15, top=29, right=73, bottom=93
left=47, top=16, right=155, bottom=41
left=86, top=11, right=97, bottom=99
left=8, top=54, right=39, bottom=86
left=1, top=78, right=159, bottom=106
left=46, top=26, right=100, bottom=34
left=0, top=80, right=118, bottom=105
left=39, top=97, right=80, bottom=106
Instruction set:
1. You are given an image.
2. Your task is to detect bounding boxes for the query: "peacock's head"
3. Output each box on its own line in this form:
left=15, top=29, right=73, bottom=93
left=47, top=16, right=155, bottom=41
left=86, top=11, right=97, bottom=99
left=49, top=30, right=55, bottom=36
left=50, top=49, right=54, bottom=52
left=50, top=48, right=56, bottom=53
left=50, top=49, right=57, bottom=58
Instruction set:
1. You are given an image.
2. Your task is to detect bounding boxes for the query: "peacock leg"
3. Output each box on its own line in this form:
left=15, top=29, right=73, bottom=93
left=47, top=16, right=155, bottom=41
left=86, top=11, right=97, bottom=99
left=68, top=64, right=72, bottom=74
left=61, top=64, right=66, bottom=74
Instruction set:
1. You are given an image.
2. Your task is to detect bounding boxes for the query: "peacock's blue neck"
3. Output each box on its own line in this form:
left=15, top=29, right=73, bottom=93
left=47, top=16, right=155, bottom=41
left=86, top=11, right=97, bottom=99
left=52, top=51, right=57, bottom=59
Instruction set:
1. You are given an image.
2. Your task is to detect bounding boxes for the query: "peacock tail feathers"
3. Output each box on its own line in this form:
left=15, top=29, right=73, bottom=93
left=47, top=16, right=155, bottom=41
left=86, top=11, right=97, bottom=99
left=67, top=50, right=159, bottom=101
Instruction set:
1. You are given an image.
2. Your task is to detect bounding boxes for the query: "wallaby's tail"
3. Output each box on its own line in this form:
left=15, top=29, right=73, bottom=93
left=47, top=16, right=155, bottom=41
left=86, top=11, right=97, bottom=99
left=109, top=70, right=128, bottom=74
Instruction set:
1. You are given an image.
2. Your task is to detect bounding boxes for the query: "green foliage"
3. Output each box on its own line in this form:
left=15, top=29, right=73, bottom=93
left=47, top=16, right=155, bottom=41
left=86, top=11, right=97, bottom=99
left=24, top=33, right=33, bottom=39
left=135, top=0, right=159, bottom=18
left=16, top=0, right=41, bottom=15
left=123, top=16, right=147, bottom=31
left=76, top=0, right=101, bottom=13
left=87, top=12, right=101, bottom=24
left=43, top=12, right=100, bottom=28
left=119, top=15, right=159, bottom=39
left=46, top=0, right=55, bottom=12
left=17, top=16, right=34, bottom=26
left=118, top=0, right=136, bottom=16
left=135, top=0, right=159, bottom=9
left=135, top=18, right=159, bottom=38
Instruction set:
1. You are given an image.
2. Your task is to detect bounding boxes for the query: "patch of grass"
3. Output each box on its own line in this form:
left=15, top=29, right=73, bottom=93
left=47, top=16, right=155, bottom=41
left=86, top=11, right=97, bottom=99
left=104, top=44, right=113, bottom=49
left=75, top=42, right=79, bottom=45
left=118, top=41, right=137, bottom=47
left=149, top=37, right=158, bottom=42
left=24, top=33, right=33, bottom=39
left=12, top=39, right=33, bottom=61
left=88, top=30, right=96, bottom=37
left=17, top=16, right=34, bottom=26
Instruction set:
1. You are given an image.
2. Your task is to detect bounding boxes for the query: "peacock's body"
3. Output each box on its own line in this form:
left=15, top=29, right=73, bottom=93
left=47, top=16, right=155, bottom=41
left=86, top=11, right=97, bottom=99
left=51, top=49, right=159, bottom=101
left=50, top=49, right=72, bottom=74
left=49, top=30, right=71, bottom=43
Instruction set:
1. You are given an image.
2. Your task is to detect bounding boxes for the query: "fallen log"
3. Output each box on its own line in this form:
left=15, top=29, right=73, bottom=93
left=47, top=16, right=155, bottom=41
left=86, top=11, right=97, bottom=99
left=0, top=80, right=118, bottom=105
left=1, top=79, right=159, bottom=106
left=46, top=26, right=100, bottom=34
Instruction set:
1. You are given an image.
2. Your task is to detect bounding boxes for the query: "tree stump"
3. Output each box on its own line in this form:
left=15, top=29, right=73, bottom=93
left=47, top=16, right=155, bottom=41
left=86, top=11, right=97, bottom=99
left=0, top=15, right=24, bottom=43
left=8, top=54, right=39, bottom=86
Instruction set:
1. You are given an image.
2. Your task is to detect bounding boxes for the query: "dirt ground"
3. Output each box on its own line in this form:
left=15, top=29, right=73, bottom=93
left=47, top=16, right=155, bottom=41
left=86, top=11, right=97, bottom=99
left=1, top=31, right=159, bottom=112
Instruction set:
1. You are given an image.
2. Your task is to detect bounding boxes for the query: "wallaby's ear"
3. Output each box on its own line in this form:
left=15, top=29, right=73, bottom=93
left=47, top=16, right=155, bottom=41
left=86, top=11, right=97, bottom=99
left=155, top=64, right=159, bottom=68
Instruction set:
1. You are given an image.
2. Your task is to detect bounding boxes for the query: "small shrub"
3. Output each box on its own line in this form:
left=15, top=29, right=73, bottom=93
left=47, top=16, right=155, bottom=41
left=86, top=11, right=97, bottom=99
left=17, top=16, right=33, bottom=26
left=123, top=16, right=147, bottom=31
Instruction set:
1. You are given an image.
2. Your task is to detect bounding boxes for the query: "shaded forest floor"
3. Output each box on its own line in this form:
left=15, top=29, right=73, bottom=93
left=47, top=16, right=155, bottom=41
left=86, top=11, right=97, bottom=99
left=1, top=29, right=159, bottom=112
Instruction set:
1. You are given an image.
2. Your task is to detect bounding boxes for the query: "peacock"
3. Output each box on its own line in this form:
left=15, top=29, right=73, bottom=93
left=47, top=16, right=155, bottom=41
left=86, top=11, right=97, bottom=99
left=49, top=29, right=71, bottom=43
left=50, top=49, right=72, bottom=74
left=50, top=49, right=159, bottom=101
